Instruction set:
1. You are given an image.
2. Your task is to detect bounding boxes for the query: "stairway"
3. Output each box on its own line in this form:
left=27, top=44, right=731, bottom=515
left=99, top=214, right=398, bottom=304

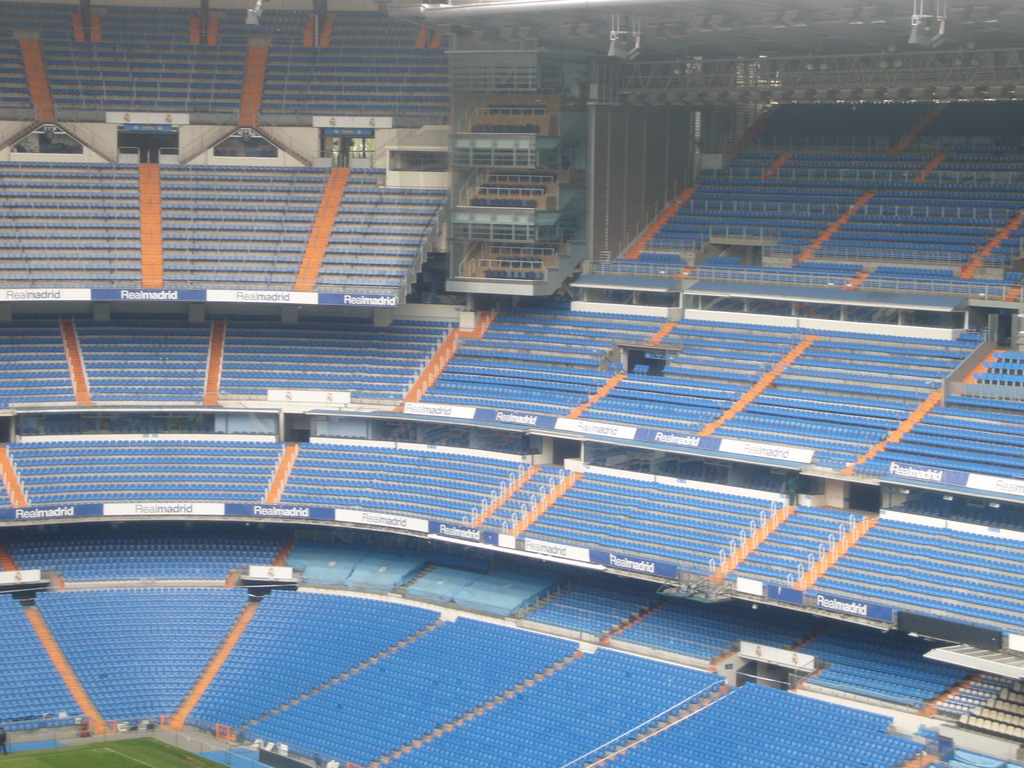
left=793, top=192, right=875, bottom=264
left=567, top=372, right=627, bottom=418
left=272, top=535, right=296, bottom=567
left=794, top=517, right=877, bottom=591
left=0, top=445, right=28, bottom=508
left=589, top=683, right=731, bottom=766
left=239, top=44, right=268, bottom=127
left=319, top=17, right=334, bottom=46
left=510, top=471, right=581, bottom=537
left=699, top=335, right=818, bottom=436
left=401, top=312, right=495, bottom=406
left=138, top=163, right=164, bottom=289
left=472, top=465, right=540, bottom=527
left=264, top=444, right=300, bottom=504
left=203, top=319, right=226, bottom=406
left=18, top=38, right=55, bottom=122
left=647, top=320, right=677, bottom=346
left=726, top=106, right=775, bottom=154
left=59, top=318, right=92, bottom=407
left=294, top=167, right=351, bottom=291
left=247, top=619, right=446, bottom=727
left=960, top=210, right=1024, bottom=279
left=370, top=651, right=583, bottom=766
left=843, top=389, right=943, bottom=473
left=599, top=599, right=667, bottom=644
left=0, top=540, right=19, bottom=571
left=24, top=605, right=107, bottom=734
left=912, top=154, right=945, bottom=183
left=843, top=269, right=871, bottom=290
left=169, top=601, right=261, bottom=729
left=709, top=505, right=796, bottom=582
left=888, top=106, right=945, bottom=155
left=760, top=152, right=791, bottom=180
left=625, top=188, right=696, bottom=260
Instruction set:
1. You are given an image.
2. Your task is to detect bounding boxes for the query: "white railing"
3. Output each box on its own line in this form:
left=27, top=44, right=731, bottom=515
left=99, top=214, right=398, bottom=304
left=962, top=382, right=1024, bottom=401
left=707, top=225, right=780, bottom=242
left=556, top=681, right=725, bottom=768
left=749, top=137, right=893, bottom=153
left=765, top=243, right=971, bottom=266
left=688, top=199, right=845, bottom=216
left=860, top=203, right=1015, bottom=221
left=591, top=262, right=688, bottom=277
left=687, top=266, right=1013, bottom=298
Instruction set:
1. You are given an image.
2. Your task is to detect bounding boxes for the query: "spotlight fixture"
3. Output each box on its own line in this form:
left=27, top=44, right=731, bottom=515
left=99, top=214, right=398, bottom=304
left=607, top=13, right=641, bottom=60
left=909, top=0, right=947, bottom=46
left=246, top=0, right=264, bottom=26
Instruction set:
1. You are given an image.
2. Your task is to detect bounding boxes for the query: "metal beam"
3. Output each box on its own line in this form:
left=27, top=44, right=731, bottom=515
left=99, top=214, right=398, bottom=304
left=391, top=0, right=708, bottom=22
left=615, top=46, right=1024, bottom=103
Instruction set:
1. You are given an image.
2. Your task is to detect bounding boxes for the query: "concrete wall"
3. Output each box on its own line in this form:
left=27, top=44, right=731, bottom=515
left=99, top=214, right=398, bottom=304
left=184, top=126, right=317, bottom=167
left=0, top=121, right=117, bottom=162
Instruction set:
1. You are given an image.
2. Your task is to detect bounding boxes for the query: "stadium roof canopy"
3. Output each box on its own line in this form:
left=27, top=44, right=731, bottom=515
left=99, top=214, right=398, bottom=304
left=390, top=0, right=1024, bottom=60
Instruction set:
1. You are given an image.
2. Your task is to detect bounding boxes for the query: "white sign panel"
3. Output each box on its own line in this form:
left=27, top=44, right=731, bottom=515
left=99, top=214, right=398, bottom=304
left=106, top=112, right=190, bottom=125
left=104, top=502, right=226, bottom=516
left=266, top=389, right=351, bottom=405
left=2, top=288, right=91, bottom=302
left=334, top=508, right=430, bottom=533
left=965, top=473, right=1024, bottom=499
left=313, top=116, right=393, bottom=129
left=248, top=565, right=294, bottom=580
left=206, top=289, right=319, bottom=305
left=554, top=418, right=638, bottom=441
left=740, top=641, right=815, bottom=670
left=717, top=438, right=815, bottom=464
left=403, top=402, right=477, bottom=420
left=522, top=538, right=592, bottom=563
left=0, top=569, right=42, bottom=585
left=735, top=577, right=764, bottom=597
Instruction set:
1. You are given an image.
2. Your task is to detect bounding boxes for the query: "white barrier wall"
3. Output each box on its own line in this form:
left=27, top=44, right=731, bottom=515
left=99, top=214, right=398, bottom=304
left=684, top=309, right=961, bottom=340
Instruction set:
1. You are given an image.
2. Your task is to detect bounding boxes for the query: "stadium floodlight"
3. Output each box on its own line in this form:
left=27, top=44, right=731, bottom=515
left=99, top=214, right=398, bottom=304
left=909, top=0, right=947, bottom=46
left=246, top=0, right=264, bottom=26
left=608, top=13, right=641, bottom=60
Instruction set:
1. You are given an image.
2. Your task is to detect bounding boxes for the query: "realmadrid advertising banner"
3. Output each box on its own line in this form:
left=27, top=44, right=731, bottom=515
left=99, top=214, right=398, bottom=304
left=815, top=592, right=895, bottom=623
left=2, top=288, right=91, bottom=302
left=0, top=287, right=399, bottom=307
left=474, top=409, right=557, bottom=429
left=334, top=508, right=431, bottom=532
left=92, top=289, right=206, bottom=302
left=885, top=461, right=1024, bottom=500
left=522, top=538, right=592, bottom=563
left=964, top=473, right=1024, bottom=499
left=104, top=502, right=226, bottom=517
left=589, top=550, right=678, bottom=578
left=886, top=461, right=968, bottom=487
left=224, top=503, right=334, bottom=521
left=0, top=504, right=103, bottom=521
left=404, top=402, right=478, bottom=420
left=427, top=520, right=482, bottom=543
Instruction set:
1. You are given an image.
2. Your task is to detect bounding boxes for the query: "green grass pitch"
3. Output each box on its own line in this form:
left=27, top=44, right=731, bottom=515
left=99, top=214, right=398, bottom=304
left=0, top=738, right=225, bottom=768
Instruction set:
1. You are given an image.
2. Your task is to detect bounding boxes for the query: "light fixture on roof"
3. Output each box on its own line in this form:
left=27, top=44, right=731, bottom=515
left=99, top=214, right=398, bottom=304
left=908, top=0, right=947, bottom=46
left=608, top=13, right=641, bottom=60
left=246, top=0, right=264, bottom=26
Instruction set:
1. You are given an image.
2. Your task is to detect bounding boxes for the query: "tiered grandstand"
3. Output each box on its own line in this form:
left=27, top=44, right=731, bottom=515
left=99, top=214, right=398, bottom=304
left=1, top=0, right=1024, bottom=766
